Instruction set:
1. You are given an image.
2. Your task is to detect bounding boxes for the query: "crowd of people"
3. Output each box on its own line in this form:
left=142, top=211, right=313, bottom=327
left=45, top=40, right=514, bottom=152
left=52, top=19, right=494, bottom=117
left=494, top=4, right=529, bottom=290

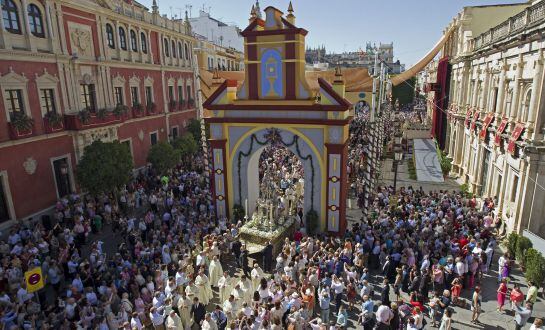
left=0, top=111, right=541, bottom=330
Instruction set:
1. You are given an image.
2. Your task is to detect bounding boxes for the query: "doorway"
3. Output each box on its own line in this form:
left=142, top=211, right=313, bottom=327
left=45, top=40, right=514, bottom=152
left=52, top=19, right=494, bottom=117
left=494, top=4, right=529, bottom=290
left=52, top=158, right=72, bottom=198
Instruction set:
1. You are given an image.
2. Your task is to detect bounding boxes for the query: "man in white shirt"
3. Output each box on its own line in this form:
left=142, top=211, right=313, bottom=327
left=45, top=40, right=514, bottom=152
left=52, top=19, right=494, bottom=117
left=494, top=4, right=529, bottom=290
left=149, top=306, right=166, bottom=329
left=376, top=304, right=393, bottom=326
left=202, top=313, right=218, bottom=330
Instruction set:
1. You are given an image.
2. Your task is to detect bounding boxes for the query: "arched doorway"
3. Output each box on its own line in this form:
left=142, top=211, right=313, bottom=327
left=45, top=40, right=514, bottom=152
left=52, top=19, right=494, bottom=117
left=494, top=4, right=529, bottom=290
left=231, top=127, right=323, bottom=229
left=246, top=132, right=305, bottom=226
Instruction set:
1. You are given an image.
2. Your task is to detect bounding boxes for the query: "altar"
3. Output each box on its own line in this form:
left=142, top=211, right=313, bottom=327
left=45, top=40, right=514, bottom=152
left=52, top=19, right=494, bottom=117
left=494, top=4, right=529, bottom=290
left=240, top=161, right=300, bottom=254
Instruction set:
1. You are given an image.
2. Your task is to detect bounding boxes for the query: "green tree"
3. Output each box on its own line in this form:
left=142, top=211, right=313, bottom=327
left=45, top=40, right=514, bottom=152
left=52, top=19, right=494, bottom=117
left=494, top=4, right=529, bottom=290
left=147, top=141, right=181, bottom=174
left=187, top=119, right=203, bottom=141
left=516, top=235, right=533, bottom=265
left=172, top=133, right=199, bottom=158
left=525, top=248, right=545, bottom=286
left=506, top=232, right=519, bottom=257
left=76, top=140, right=133, bottom=195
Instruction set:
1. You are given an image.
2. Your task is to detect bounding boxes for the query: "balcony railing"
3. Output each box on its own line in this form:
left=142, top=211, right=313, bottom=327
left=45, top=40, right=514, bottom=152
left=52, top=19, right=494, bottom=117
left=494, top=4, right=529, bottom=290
left=472, top=1, right=545, bottom=51
left=64, top=112, right=124, bottom=130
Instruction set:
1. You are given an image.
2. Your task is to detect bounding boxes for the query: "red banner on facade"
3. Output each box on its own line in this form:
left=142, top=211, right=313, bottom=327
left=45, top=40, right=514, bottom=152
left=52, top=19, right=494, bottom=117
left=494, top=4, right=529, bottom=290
left=494, top=117, right=508, bottom=146
left=470, top=111, right=480, bottom=130
left=465, top=109, right=472, bottom=127
left=479, top=113, right=495, bottom=140
left=507, top=123, right=525, bottom=155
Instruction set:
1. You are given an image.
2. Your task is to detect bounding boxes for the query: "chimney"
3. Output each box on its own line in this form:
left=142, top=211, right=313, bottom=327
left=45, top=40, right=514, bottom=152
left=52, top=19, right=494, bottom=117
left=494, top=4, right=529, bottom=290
left=332, top=66, right=345, bottom=98
left=226, top=80, right=238, bottom=103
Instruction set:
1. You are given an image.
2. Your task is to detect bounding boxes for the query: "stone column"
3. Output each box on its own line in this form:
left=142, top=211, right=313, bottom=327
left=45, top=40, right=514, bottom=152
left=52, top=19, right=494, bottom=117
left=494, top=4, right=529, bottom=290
left=55, top=3, right=68, bottom=55
left=44, top=0, right=56, bottom=52
left=471, top=70, right=480, bottom=108
left=136, top=27, right=142, bottom=63
left=458, top=62, right=471, bottom=105
left=513, top=159, right=528, bottom=234
left=497, top=60, right=508, bottom=117
left=127, top=23, right=134, bottom=62
left=510, top=55, right=524, bottom=122
left=496, top=158, right=509, bottom=226
left=0, top=2, right=8, bottom=49
left=113, top=20, right=120, bottom=59
left=480, top=66, right=490, bottom=111
left=527, top=50, right=544, bottom=136
left=21, top=0, right=35, bottom=51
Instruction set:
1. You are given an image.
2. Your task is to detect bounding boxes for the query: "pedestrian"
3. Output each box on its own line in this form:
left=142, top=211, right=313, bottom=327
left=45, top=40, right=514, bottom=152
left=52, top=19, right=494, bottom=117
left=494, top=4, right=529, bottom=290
left=439, top=308, right=452, bottom=330
left=514, top=302, right=533, bottom=330
left=527, top=281, right=538, bottom=304
left=471, top=285, right=482, bottom=324
left=531, top=318, right=544, bottom=330
left=191, top=297, right=206, bottom=327
left=496, top=279, right=508, bottom=312
left=511, top=284, right=524, bottom=309
left=318, top=289, right=330, bottom=324
left=336, top=305, right=348, bottom=329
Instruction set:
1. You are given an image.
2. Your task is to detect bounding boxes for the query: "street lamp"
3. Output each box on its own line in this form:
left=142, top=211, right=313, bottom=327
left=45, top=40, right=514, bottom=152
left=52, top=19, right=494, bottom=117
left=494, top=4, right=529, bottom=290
left=393, top=134, right=403, bottom=192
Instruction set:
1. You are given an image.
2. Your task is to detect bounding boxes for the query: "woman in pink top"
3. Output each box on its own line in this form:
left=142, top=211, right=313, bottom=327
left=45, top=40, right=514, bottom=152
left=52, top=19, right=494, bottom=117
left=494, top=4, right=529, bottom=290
left=496, top=279, right=508, bottom=312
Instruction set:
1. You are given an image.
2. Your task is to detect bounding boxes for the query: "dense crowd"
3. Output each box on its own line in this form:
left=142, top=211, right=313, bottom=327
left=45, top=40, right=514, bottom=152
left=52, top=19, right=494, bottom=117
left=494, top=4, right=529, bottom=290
left=0, top=112, right=541, bottom=330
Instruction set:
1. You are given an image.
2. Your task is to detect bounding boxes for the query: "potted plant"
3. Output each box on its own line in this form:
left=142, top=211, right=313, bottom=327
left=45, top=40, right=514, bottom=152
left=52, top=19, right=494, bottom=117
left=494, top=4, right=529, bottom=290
left=44, top=111, right=64, bottom=132
left=8, top=111, right=34, bottom=138
left=113, top=104, right=129, bottom=118
left=132, top=103, right=144, bottom=117
left=188, top=98, right=195, bottom=108
left=179, top=99, right=186, bottom=110
left=78, top=108, right=91, bottom=124
left=146, top=102, right=156, bottom=115
left=97, top=108, right=109, bottom=120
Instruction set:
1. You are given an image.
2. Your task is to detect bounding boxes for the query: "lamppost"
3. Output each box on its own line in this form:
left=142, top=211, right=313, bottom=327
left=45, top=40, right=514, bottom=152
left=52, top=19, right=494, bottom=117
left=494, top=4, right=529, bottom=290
left=393, top=133, right=403, bottom=193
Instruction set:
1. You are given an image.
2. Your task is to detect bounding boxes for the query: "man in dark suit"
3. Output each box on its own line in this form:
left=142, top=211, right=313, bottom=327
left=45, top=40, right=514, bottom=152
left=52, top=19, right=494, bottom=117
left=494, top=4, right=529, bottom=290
left=240, top=246, right=250, bottom=276
left=263, top=241, right=273, bottom=272
left=232, top=239, right=242, bottom=267
left=190, top=297, right=206, bottom=327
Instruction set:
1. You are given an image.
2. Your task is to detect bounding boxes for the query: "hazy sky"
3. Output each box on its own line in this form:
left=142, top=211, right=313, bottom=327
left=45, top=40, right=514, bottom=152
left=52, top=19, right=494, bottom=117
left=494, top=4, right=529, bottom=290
left=141, top=0, right=526, bottom=66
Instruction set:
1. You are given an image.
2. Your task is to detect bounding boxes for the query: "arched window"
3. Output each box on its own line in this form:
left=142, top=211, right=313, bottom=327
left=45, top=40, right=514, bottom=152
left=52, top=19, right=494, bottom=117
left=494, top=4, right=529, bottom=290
left=184, top=43, right=189, bottom=60
left=105, top=24, right=115, bottom=48
left=130, top=30, right=137, bottom=51
left=27, top=4, right=44, bottom=37
left=178, top=42, right=183, bottom=60
left=119, top=27, right=127, bottom=50
left=1, top=0, right=21, bottom=34
left=140, top=32, right=147, bottom=53
left=164, top=38, right=169, bottom=57
left=171, top=40, right=176, bottom=58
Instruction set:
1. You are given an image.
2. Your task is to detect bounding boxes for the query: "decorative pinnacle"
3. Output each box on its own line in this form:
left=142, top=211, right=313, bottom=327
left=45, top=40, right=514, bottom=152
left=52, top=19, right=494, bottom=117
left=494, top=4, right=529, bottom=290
left=288, top=1, right=293, bottom=13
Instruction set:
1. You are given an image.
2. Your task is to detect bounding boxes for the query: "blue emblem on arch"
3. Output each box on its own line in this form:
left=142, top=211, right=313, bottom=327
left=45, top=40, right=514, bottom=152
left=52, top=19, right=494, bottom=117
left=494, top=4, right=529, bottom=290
left=260, top=48, right=283, bottom=97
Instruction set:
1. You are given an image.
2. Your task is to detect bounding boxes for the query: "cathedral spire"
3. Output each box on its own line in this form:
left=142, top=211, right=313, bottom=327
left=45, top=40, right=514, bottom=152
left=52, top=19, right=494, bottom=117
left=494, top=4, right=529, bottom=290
left=151, top=0, right=158, bottom=14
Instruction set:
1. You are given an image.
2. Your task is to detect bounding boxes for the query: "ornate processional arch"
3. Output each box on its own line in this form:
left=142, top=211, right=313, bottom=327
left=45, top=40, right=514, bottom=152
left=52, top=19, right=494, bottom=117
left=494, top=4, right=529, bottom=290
left=203, top=4, right=352, bottom=234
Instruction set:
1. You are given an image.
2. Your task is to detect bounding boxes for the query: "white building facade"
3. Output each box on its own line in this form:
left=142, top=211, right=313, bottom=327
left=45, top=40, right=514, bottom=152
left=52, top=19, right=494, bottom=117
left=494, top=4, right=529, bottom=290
left=188, top=10, right=243, bottom=52
left=426, top=1, right=545, bottom=243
